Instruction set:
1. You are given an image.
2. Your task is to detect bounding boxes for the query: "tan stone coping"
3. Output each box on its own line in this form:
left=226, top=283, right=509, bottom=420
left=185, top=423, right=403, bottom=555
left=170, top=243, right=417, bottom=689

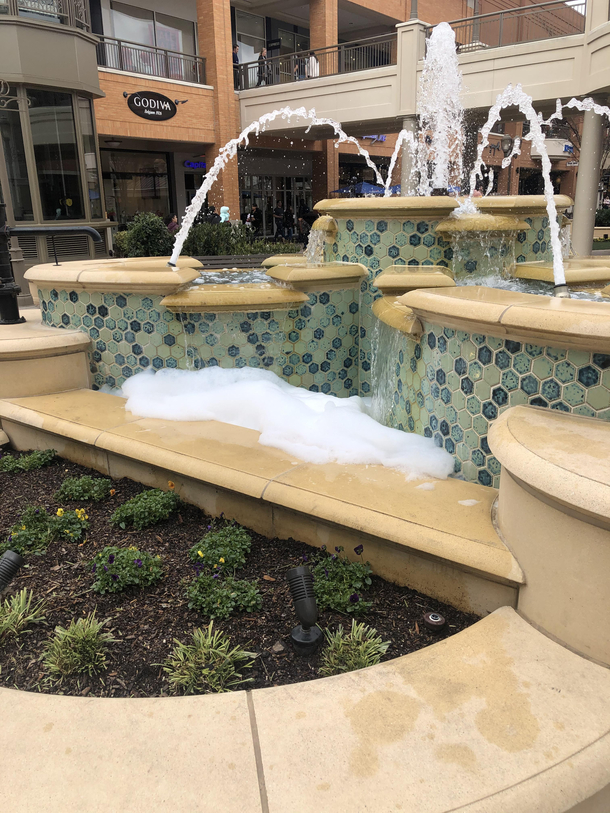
left=489, top=405, right=610, bottom=525
left=515, top=259, right=610, bottom=284
left=261, top=254, right=307, bottom=268
left=0, top=310, right=89, bottom=361
left=265, top=262, right=366, bottom=291
left=0, top=389, right=522, bottom=592
left=375, top=265, right=455, bottom=295
left=435, top=213, right=530, bottom=233
left=401, top=286, right=610, bottom=352
left=161, top=283, right=308, bottom=312
left=24, top=257, right=202, bottom=295
left=372, top=297, right=422, bottom=335
left=314, top=195, right=572, bottom=218
left=2, top=606, right=610, bottom=811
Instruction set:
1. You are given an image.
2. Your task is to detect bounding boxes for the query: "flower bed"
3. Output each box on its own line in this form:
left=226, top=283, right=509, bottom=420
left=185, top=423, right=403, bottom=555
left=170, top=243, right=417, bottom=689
left=0, top=451, right=478, bottom=697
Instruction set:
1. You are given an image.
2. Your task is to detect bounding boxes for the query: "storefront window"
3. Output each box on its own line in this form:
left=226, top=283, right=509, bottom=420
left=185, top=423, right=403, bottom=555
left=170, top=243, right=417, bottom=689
left=111, top=3, right=195, bottom=54
left=0, top=90, right=33, bottom=221
left=28, top=88, right=84, bottom=220
left=77, top=97, right=102, bottom=219
left=101, top=149, right=170, bottom=225
left=235, top=10, right=265, bottom=63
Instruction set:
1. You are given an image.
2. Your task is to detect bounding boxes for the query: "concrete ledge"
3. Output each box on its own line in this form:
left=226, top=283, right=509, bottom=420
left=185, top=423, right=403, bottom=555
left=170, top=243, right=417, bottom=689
left=0, top=311, right=91, bottom=398
left=266, top=262, right=366, bottom=291
left=372, top=297, right=422, bottom=335
left=0, top=388, right=523, bottom=615
left=25, top=257, right=202, bottom=295
left=375, top=265, right=455, bottom=296
left=2, top=608, right=610, bottom=812
left=161, top=283, right=308, bottom=312
left=401, top=286, right=610, bottom=352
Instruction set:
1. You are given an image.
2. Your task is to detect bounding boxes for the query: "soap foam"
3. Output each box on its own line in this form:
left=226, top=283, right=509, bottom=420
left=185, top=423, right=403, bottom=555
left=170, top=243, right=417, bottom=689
left=120, top=368, right=455, bottom=480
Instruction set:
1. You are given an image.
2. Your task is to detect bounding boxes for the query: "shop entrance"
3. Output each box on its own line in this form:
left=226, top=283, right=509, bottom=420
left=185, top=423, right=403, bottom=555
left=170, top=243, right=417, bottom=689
left=239, top=174, right=313, bottom=237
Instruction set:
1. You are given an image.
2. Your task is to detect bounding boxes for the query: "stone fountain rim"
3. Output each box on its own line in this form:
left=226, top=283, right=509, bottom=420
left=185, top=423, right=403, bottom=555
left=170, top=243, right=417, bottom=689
left=315, top=195, right=573, bottom=217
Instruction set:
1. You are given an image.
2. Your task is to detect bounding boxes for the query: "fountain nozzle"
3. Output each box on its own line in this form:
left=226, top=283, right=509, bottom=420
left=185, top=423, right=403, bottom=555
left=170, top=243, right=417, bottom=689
left=167, top=261, right=177, bottom=268
left=553, top=284, right=571, bottom=299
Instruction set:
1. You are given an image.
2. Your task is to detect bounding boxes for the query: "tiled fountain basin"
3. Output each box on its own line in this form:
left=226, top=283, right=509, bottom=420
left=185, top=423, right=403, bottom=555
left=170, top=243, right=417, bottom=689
left=378, top=287, right=610, bottom=487
left=25, top=258, right=366, bottom=393
left=314, top=195, right=572, bottom=395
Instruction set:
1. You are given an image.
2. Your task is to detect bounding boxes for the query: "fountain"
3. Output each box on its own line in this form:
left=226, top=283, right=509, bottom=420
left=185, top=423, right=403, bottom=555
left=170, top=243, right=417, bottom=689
left=21, top=21, right=610, bottom=490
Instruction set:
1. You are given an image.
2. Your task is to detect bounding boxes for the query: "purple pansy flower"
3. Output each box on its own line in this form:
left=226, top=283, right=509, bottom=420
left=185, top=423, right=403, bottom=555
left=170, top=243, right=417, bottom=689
left=91, top=564, right=96, bottom=573
left=103, top=565, right=108, bottom=572
left=354, top=544, right=364, bottom=556
left=134, top=559, right=142, bottom=568
left=112, top=574, right=119, bottom=581
left=349, top=593, right=360, bottom=603
left=108, top=554, right=115, bottom=564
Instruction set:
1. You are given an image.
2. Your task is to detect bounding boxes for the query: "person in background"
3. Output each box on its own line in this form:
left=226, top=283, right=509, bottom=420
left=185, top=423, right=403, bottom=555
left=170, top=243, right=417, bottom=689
left=273, top=200, right=285, bottom=240
left=165, top=213, right=179, bottom=234
left=233, top=43, right=240, bottom=90
left=251, top=203, right=263, bottom=236
left=257, top=47, right=270, bottom=87
left=307, top=51, right=319, bottom=79
left=220, top=205, right=230, bottom=223
left=297, top=199, right=310, bottom=240
left=284, top=205, right=295, bottom=240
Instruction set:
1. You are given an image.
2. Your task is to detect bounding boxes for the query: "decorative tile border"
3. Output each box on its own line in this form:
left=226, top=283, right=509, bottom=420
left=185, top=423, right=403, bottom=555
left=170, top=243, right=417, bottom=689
left=39, top=287, right=359, bottom=396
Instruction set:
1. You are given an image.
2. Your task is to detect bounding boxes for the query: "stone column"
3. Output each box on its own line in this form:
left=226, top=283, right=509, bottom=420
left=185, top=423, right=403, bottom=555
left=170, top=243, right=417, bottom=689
left=310, top=0, right=338, bottom=201
left=196, top=0, right=240, bottom=217
left=572, top=102, right=604, bottom=256
left=309, top=0, right=338, bottom=54
left=400, top=116, right=418, bottom=195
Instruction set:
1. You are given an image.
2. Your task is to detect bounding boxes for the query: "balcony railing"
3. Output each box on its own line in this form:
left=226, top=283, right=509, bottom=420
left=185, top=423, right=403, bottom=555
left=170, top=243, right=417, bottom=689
left=237, top=32, right=397, bottom=91
left=0, top=0, right=90, bottom=30
left=96, top=35, right=206, bottom=85
left=430, top=0, right=586, bottom=52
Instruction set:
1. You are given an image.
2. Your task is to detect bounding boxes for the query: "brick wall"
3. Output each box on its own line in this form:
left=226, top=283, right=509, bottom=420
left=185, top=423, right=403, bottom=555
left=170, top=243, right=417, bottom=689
left=95, top=71, right=216, bottom=143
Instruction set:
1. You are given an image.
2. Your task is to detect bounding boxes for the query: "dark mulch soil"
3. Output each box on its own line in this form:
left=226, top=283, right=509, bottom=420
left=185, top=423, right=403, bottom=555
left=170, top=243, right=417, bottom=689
left=0, top=452, right=479, bottom=697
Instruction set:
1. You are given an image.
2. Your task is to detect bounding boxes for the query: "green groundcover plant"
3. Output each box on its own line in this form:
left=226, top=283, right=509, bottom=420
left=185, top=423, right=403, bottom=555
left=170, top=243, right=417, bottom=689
left=90, top=546, right=163, bottom=594
left=189, top=524, right=252, bottom=572
left=0, top=449, right=56, bottom=473
left=319, top=620, right=390, bottom=677
left=0, top=506, right=89, bottom=556
left=55, top=475, right=113, bottom=503
left=110, top=488, right=180, bottom=530
left=311, top=544, right=373, bottom=615
left=162, top=622, right=256, bottom=695
left=185, top=573, right=262, bottom=620
left=0, top=589, right=46, bottom=639
left=42, top=612, right=115, bottom=682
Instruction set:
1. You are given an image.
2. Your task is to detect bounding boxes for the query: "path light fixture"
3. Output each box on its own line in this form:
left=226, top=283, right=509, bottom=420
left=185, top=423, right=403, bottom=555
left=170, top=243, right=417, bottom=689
left=0, top=550, right=25, bottom=594
left=286, top=565, right=322, bottom=655
left=500, top=134, right=514, bottom=157
left=423, top=611, right=446, bottom=632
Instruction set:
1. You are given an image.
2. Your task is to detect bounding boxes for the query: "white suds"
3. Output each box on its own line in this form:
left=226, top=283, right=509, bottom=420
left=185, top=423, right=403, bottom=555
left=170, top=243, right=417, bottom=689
left=458, top=499, right=481, bottom=507
left=120, top=368, right=455, bottom=480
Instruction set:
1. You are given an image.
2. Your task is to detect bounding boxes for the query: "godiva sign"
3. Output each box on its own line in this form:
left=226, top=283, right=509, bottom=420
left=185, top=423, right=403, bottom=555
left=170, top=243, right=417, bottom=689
left=124, top=90, right=177, bottom=121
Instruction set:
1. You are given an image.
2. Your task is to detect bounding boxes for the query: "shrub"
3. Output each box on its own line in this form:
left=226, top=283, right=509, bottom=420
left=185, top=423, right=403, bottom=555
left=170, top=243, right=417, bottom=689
left=311, top=545, right=373, bottom=615
left=185, top=574, right=262, bottom=620
left=595, top=208, right=610, bottom=227
left=0, top=589, right=46, bottom=639
left=182, top=221, right=303, bottom=257
left=0, top=449, right=56, bottom=473
left=124, top=212, right=174, bottom=257
left=189, top=524, right=252, bottom=572
left=42, top=612, right=115, bottom=682
left=0, top=506, right=89, bottom=556
left=90, top=546, right=163, bottom=594
left=110, top=488, right=180, bottom=530
left=162, top=622, right=256, bottom=694
left=319, top=620, right=390, bottom=676
left=55, top=475, right=113, bottom=503
left=112, top=229, right=129, bottom=257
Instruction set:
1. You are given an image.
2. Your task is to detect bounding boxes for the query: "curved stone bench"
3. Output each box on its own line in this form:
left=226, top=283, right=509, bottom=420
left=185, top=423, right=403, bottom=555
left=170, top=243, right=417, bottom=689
left=2, top=607, right=610, bottom=812
left=0, top=387, right=522, bottom=615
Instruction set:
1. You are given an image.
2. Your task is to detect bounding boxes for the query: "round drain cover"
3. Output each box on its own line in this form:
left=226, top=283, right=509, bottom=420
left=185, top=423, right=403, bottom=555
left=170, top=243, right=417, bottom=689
left=423, top=612, right=446, bottom=632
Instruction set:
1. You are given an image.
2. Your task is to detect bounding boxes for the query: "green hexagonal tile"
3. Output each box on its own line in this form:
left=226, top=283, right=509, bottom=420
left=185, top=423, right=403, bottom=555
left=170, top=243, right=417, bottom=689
left=513, top=353, right=531, bottom=374
left=586, top=385, right=610, bottom=411
left=563, top=382, right=585, bottom=406
left=532, top=357, right=554, bottom=380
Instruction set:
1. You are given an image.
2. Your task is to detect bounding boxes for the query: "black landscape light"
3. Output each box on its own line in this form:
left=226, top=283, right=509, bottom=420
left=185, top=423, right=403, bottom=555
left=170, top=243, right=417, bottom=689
left=287, top=565, right=322, bottom=655
left=0, top=550, right=25, bottom=594
left=423, top=612, right=446, bottom=632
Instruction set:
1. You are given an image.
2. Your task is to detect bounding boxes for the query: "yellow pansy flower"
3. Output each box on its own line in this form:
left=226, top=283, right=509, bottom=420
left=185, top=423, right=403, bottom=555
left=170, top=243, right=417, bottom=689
left=219, top=557, right=225, bottom=564
left=56, top=508, right=64, bottom=517
left=198, top=551, right=203, bottom=557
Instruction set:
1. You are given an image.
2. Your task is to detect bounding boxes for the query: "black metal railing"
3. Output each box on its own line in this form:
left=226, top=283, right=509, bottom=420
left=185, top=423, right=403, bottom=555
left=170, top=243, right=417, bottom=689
left=0, top=0, right=89, bottom=30
left=96, top=35, right=206, bottom=85
left=428, top=0, right=586, bottom=52
left=237, top=32, right=397, bottom=91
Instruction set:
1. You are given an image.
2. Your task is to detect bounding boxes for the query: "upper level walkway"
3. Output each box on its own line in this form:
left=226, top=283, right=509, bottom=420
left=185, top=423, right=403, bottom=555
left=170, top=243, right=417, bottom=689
left=238, top=0, right=610, bottom=137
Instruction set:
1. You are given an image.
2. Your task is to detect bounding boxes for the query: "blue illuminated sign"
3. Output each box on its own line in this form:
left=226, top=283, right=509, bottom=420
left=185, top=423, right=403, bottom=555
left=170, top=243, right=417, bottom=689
left=184, top=160, right=206, bottom=170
